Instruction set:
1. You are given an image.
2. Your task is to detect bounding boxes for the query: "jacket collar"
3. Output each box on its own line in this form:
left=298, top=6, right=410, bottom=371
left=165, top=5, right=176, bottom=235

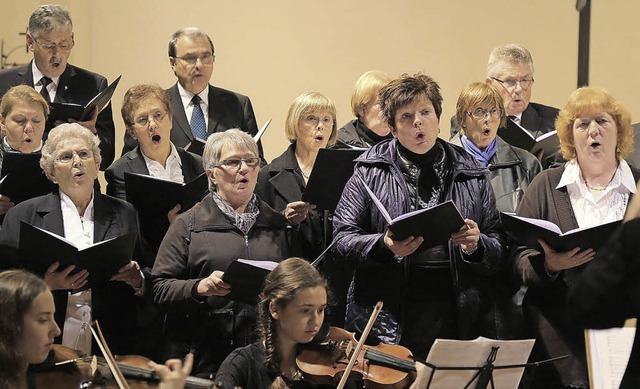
left=265, top=144, right=303, bottom=203
left=190, top=194, right=288, bottom=230
left=450, top=134, right=524, bottom=169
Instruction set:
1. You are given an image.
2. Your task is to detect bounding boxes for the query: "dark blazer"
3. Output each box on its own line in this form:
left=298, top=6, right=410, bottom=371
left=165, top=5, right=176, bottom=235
left=104, top=145, right=203, bottom=200
left=0, top=191, right=142, bottom=354
left=0, top=61, right=116, bottom=170
left=122, top=83, right=263, bottom=159
left=568, top=218, right=640, bottom=389
left=104, top=146, right=204, bottom=254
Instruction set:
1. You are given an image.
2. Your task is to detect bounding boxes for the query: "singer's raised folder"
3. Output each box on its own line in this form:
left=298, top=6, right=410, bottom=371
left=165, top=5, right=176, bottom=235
left=222, top=259, right=279, bottom=304
left=124, top=171, right=208, bottom=215
left=498, top=121, right=559, bottom=157
left=19, top=222, right=136, bottom=287
left=500, top=212, right=621, bottom=252
left=0, top=153, right=55, bottom=204
left=48, top=75, right=121, bottom=123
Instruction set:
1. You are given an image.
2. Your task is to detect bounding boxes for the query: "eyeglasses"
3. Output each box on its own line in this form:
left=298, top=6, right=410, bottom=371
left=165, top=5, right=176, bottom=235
left=33, top=38, right=74, bottom=53
left=303, top=115, right=334, bottom=127
left=490, top=77, right=534, bottom=90
left=215, top=158, right=260, bottom=170
left=174, top=53, right=215, bottom=66
left=55, top=149, right=92, bottom=163
left=466, top=108, right=504, bottom=120
left=134, top=111, right=168, bottom=127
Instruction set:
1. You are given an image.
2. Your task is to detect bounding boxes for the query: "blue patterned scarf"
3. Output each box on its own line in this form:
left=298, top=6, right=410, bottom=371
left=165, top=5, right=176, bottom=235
left=461, top=135, right=498, bottom=167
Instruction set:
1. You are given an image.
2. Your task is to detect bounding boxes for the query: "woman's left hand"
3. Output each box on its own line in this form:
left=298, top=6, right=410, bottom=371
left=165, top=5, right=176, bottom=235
left=111, top=261, right=143, bottom=289
left=148, top=353, right=193, bottom=389
left=451, top=219, right=480, bottom=253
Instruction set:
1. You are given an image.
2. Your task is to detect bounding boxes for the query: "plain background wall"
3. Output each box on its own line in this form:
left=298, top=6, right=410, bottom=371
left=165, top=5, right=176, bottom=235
left=1, top=1, right=636, bottom=164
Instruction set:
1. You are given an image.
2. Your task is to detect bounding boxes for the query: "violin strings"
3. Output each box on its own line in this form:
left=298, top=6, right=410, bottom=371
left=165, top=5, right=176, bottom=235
left=336, top=341, right=415, bottom=371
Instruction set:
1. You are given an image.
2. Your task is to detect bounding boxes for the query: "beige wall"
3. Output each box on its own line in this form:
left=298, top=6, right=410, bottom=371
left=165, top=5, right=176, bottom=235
left=2, top=1, right=637, bottom=163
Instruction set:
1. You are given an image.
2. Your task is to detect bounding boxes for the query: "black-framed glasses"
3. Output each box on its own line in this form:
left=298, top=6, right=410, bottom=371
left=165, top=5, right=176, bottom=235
left=55, top=149, right=92, bottom=163
left=466, top=108, right=504, bottom=120
left=215, top=158, right=260, bottom=169
left=134, top=111, right=168, bottom=127
left=490, top=77, right=534, bottom=90
left=173, top=53, right=215, bottom=66
left=33, top=38, right=74, bottom=53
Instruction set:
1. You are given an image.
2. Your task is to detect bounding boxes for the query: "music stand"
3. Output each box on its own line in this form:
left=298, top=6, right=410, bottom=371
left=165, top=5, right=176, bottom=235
left=417, top=346, right=568, bottom=389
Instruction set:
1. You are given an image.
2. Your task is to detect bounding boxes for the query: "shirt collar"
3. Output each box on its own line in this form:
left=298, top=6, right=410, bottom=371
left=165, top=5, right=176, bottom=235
left=177, top=82, right=209, bottom=111
left=557, top=159, right=637, bottom=194
left=140, top=142, right=182, bottom=167
left=59, top=189, right=95, bottom=221
left=31, top=60, right=61, bottom=87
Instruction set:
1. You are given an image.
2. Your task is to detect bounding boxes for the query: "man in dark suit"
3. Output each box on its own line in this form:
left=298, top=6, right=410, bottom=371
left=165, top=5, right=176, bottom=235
left=0, top=5, right=115, bottom=170
left=121, top=27, right=263, bottom=161
left=450, top=44, right=561, bottom=168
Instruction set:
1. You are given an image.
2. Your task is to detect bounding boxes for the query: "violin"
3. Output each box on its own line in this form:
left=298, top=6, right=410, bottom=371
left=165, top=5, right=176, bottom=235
left=30, top=344, right=216, bottom=389
left=296, top=326, right=417, bottom=389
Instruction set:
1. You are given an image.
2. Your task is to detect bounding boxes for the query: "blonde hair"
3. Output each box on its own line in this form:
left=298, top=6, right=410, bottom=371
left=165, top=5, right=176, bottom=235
left=350, top=70, right=392, bottom=117
left=555, top=86, right=633, bottom=161
left=455, top=82, right=507, bottom=131
left=284, top=92, right=337, bottom=146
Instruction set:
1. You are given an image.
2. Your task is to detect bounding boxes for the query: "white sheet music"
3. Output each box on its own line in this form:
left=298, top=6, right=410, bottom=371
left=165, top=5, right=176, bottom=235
left=587, top=321, right=636, bottom=389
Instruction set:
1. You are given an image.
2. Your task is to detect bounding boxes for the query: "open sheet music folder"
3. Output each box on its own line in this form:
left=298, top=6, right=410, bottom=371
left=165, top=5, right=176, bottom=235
left=19, top=222, right=137, bottom=287
left=360, top=179, right=465, bottom=246
left=221, top=259, right=279, bottom=304
left=424, top=337, right=534, bottom=389
left=498, top=120, right=559, bottom=157
left=501, top=212, right=621, bottom=252
left=124, top=171, right=208, bottom=215
left=48, top=75, right=121, bottom=123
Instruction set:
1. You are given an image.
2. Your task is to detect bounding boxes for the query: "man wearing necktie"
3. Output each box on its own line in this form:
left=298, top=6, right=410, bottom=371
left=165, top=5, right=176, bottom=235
left=121, top=27, right=264, bottom=163
left=0, top=5, right=116, bottom=170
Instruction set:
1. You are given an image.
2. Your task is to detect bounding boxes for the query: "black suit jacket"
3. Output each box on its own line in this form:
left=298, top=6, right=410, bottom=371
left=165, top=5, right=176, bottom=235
left=0, top=62, right=116, bottom=170
left=122, top=83, right=263, bottom=158
left=0, top=191, right=142, bottom=354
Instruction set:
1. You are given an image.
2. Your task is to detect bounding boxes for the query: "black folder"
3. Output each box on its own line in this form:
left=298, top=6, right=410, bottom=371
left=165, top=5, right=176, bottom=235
left=184, top=138, right=206, bottom=156
left=0, top=152, right=55, bottom=204
left=302, top=147, right=365, bottom=210
left=124, top=172, right=208, bottom=215
left=362, top=179, right=466, bottom=246
left=221, top=259, right=279, bottom=304
left=19, top=222, right=137, bottom=287
left=498, top=119, right=559, bottom=157
left=48, top=75, right=121, bottom=123
left=500, top=212, right=621, bottom=252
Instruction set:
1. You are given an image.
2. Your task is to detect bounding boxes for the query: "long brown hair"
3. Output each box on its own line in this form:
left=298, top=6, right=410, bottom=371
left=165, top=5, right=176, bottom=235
left=257, top=258, right=327, bottom=389
left=0, top=270, right=49, bottom=388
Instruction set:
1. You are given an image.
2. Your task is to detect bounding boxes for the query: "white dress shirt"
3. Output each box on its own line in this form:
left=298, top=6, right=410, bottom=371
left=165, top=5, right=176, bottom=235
left=31, top=61, right=61, bottom=102
left=557, top=159, right=636, bottom=228
left=140, top=142, right=185, bottom=184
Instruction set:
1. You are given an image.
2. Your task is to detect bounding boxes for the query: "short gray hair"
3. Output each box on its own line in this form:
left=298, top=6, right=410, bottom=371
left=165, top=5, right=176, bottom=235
left=28, top=4, right=73, bottom=39
left=486, top=43, right=534, bottom=77
left=202, top=129, right=259, bottom=191
left=168, top=27, right=214, bottom=58
left=40, top=123, right=101, bottom=179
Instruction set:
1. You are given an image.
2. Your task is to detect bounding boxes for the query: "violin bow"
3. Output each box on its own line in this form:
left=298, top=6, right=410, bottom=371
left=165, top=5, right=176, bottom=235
left=89, top=320, right=130, bottom=389
left=335, top=300, right=383, bottom=389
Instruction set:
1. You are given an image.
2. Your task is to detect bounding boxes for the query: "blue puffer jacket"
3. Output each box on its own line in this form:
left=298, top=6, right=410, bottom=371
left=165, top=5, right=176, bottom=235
left=333, top=138, right=506, bottom=345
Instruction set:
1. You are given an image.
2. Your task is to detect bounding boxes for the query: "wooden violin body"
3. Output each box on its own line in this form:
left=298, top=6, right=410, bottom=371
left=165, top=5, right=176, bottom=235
left=31, top=345, right=214, bottom=389
left=296, top=327, right=416, bottom=389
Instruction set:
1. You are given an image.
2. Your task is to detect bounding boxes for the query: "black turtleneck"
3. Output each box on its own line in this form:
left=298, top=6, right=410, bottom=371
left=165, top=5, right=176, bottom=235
left=397, top=142, right=442, bottom=205
left=355, top=119, right=393, bottom=147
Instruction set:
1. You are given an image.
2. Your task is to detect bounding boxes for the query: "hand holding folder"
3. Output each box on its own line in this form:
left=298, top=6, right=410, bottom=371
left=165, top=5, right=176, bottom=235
left=48, top=75, right=122, bottom=123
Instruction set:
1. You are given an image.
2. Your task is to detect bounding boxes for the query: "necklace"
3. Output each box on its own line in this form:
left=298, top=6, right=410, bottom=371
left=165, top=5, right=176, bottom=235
left=585, top=182, right=607, bottom=191
left=300, top=169, right=310, bottom=180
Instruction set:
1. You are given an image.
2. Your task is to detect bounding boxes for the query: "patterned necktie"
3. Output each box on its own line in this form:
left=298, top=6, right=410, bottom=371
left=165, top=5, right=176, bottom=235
left=39, top=76, right=53, bottom=102
left=190, top=95, right=207, bottom=140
